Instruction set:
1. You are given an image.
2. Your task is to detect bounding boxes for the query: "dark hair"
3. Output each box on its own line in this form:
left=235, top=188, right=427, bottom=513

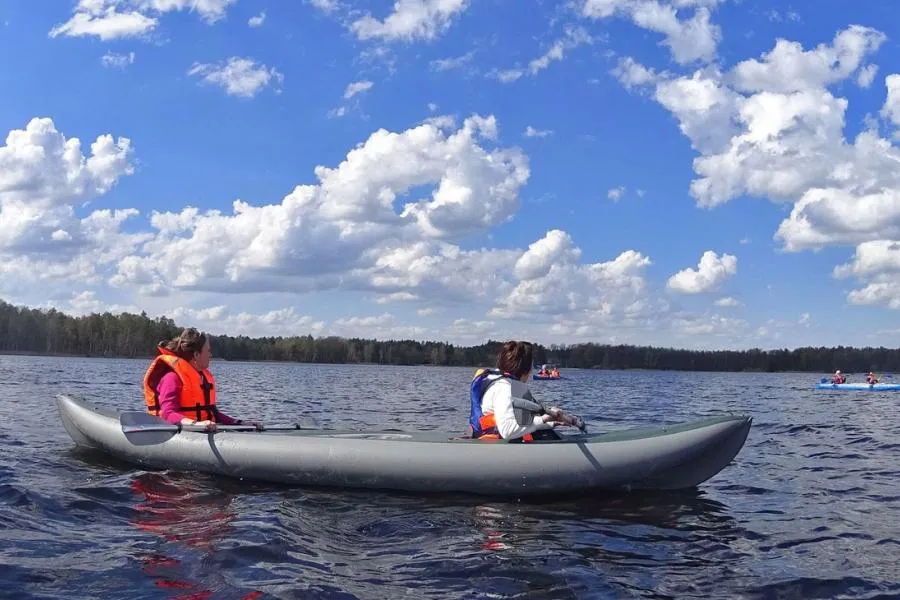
left=162, top=328, right=208, bottom=361
left=497, top=340, right=534, bottom=378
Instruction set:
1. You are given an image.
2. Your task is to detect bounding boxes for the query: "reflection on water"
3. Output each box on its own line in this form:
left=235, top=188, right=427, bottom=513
left=130, top=472, right=264, bottom=599
left=1, top=356, right=899, bottom=599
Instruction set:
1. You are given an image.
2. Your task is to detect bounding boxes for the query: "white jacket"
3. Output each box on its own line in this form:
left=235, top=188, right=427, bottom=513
left=481, top=377, right=554, bottom=440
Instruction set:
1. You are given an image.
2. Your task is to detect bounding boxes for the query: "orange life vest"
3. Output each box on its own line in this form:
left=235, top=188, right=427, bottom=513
left=142, top=345, right=218, bottom=422
left=476, top=412, right=534, bottom=443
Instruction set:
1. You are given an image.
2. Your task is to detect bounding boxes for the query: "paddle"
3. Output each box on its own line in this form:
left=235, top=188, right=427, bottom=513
left=549, top=407, right=587, bottom=433
left=120, top=411, right=303, bottom=439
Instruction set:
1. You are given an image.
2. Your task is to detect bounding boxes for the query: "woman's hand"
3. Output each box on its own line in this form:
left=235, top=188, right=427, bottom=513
left=179, top=417, right=216, bottom=432
left=541, top=410, right=564, bottom=425
left=194, top=420, right=217, bottom=432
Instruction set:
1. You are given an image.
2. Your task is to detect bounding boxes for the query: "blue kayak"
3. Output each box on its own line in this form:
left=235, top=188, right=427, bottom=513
left=815, top=382, right=900, bottom=391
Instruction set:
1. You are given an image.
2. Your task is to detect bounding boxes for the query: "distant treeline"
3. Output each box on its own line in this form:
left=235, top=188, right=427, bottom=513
left=0, top=299, right=897, bottom=373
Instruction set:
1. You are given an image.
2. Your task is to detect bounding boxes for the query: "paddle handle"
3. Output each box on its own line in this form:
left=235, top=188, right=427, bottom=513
left=123, top=423, right=301, bottom=434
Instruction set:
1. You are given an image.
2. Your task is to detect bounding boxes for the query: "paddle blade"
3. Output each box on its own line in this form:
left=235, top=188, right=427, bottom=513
left=120, top=411, right=183, bottom=446
left=121, top=411, right=170, bottom=430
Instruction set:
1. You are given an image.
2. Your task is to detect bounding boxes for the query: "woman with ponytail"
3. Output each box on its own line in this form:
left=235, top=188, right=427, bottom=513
left=142, top=328, right=262, bottom=432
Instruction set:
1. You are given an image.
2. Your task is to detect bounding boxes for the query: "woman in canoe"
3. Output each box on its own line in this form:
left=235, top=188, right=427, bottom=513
left=469, top=340, right=573, bottom=442
left=142, top=328, right=262, bottom=432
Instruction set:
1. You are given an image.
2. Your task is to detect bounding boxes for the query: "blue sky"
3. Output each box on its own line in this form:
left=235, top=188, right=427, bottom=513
left=1, top=0, right=900, bottom=350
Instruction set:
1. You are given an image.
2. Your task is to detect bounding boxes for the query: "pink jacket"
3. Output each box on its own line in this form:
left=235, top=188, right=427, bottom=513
left=156, top=371, right=240, bottom=425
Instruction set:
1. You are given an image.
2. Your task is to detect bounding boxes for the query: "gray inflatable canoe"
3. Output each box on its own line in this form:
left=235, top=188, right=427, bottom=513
left=56, top=394, right=752, bottom=496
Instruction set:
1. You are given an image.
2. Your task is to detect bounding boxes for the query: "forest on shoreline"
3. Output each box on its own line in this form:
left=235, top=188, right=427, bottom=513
left=1, top=299, right=897, bottom=373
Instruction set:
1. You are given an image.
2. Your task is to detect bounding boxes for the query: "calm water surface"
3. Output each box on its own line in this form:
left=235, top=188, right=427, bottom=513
left=1, top=355, right=899, bottom=599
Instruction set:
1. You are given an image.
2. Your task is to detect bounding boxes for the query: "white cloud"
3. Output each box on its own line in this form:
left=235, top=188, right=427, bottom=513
left=66, top=290, right=142, bottom=316
left=857, top=64, right=878, bottom=88
left=667, top=251, right=737, bottom=294
left=882, top=74, right=900, bottom=130
left=309, top=0, right=339, bottom=14
left=350, top=0, right=469, bottom=42
left=430, top=51, right=475, bottom=71
left=172, top=305, right=326, bottom=337
left=492, top=246, right=656, bottom=325
left=329, top=313, right=427, bottom=340
left=730, top=25, right=886, bottom=94
left=613, top=57, right=664, bottom=89
left=583, top=0, right=722, bottom=65
left=715, top=296, right=740, bottom=307
left=671, top=313, right=748, bottom=338
left=188, top=57, right=284, bottom=98
left=524, top=126, right=553, bottom=138
left=798, top=312, right=810, bottom=326
left=344, top=80, right=374, bottom=99
left=607, top=186, right=625, bottom=201
left=50, top=1, right=158, bottom=40
left=0, top=117, right=142, bottom=287
left=49, top=0, right=236, bottom=40
left=101, top=51, right=135, bottom=69
left=141, top=0, right=236, bottom=21
left=513, top=230, right=581, bottom=281
left=248, top=11, right=265, bottom=27
left=493, top=26, right=592, bottom=83
left=109, top=115, right=529, bottom=300
left=834, top=240, right=900, bottom=279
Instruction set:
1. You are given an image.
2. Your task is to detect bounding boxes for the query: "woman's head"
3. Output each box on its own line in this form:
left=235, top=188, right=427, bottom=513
left=497, top=340, right=534, bottom=380
left=164, top=328, right=211, bottom=369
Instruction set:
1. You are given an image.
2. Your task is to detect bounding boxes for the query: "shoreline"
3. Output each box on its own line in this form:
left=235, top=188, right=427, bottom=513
left=0, top=351, right=870, bottom=374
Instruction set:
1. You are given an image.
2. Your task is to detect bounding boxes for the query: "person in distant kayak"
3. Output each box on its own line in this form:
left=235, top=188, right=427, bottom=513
left=866, top=372, right=880, bottom=384
left=469, top=340, right=579, bottom=442
left=142, top=328, right=262, bottom=432
left=831, top=370, right=846, bottom=384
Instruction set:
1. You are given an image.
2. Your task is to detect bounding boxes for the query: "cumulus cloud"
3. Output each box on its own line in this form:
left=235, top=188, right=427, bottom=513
left=0, top=118, right=144, bottom=292
left=616, top=25, right=900, bottom=312
left=248, top=11, right=265, bottom=27
left=513, top=230, right=582, bottom=281
left=49, top=0, right=236, bottom=40
left=583, top=0, right=723, bottom=65
left=109, top=115, right=529, bottom=300
left=188, top=57, right=284, bottom=98
left=715, top=296, right=741, bottom=307
left=171, top=305, right=327, bottom=337
left=667, top=251, right=737, bottom=294
left=350, top=0, right=469, bottom=42
left=671, top=313, right=747, bottom=338
left=882, top=74, right=900, bottom=131
left=492, top=244, right=657, bottom=328
left=729, top=25, right=886, bottom=94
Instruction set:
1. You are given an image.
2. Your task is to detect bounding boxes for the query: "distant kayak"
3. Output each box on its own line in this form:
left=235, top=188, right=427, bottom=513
left=815, top=382, right=900, bottom=391
left=533, top=374, right=562, bottom=380
left=55, top=394, right=751, bottom=495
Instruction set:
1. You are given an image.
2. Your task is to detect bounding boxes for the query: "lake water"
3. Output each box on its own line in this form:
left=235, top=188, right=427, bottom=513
left=1, top=355, right=898, bottom=599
